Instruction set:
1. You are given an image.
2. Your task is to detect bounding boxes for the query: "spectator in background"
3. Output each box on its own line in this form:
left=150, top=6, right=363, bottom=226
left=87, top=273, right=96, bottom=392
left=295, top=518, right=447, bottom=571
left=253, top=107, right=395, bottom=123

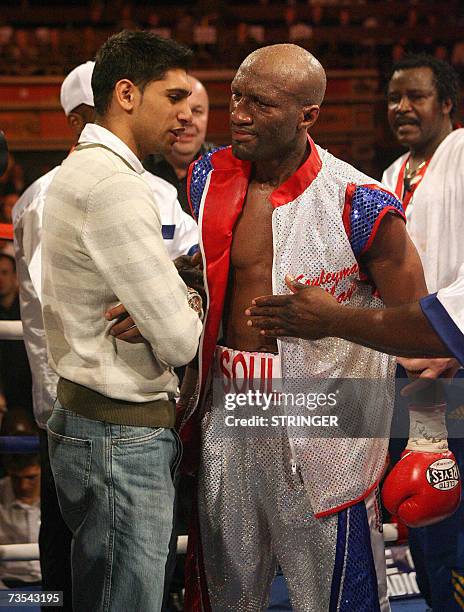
left=392, top=42, right=406, bottom=63
left=336, top=8, right=355, bottom=67
left=1, top=407, right=38, bottom=437
left=434, top=45, right=450, bottom=62
left=173, top=10, right=195, bottom=48
left=406, top=7, right=419, bottom=28
left=145, top=11, right=172, bottom=40
left=116, top=3, right=139, bottom=31
left=382, top=54, right=464, bottom=612
left=0, top=408, right=40, bottom=589
left=451, top=40, right=464, bottom=78
left=0, top=390, right=6, bottom=430
left=0, top=453, right=41, bottom=589
left=308, top=4, right=327, bottom=28
left=0, top=454, right=41, bottom=588
left=285, top=6, right=313, bottom=45
left=144, top=76, right=214, bottom=216
left=0, top=154, right=24, bottom=197
left=0, top=192, right=20, bottom=224
left=0, top=253, right=32, bottom=412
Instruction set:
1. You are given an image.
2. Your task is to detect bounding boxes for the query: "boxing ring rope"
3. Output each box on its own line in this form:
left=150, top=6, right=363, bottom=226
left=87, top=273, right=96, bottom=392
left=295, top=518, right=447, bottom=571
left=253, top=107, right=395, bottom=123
left=0, top=544, right=39, bottom=562
left=0, top=539, right=188, bottom=562
left=0, top=323, right=399, bottom=561
left=0, top=320, right=23, bottom=341
left=0, top=436, right=39, bottom=453
left=0, top=431, right=189, bottom=562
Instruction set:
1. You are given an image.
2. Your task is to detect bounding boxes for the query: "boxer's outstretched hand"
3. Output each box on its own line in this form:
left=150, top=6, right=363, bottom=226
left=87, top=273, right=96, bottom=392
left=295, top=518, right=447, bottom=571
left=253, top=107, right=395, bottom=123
left=245, top=274, right=340, bottom=339
left=174, top=251, right=205, bottom=301
left=105, top=304, right=145, bottom=344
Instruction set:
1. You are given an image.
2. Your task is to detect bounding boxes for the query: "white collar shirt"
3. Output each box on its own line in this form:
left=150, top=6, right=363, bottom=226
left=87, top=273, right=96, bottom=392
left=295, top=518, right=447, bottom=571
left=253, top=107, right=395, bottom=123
left=78, top=123, right=145, bottom=174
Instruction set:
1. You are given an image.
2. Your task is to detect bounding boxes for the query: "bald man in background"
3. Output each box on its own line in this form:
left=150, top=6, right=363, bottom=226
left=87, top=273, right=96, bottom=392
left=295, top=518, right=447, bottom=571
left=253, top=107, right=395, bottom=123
left=144, top=76, right=215, bottom=216
left=182, top=44, right=431, bottom=611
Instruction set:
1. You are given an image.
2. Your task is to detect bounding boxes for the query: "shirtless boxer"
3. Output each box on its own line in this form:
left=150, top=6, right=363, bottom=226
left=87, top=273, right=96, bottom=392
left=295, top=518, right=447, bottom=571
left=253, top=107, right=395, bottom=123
left=110, top=44, right=458, bottom=611
left=182, top=44, right=452, bottom=612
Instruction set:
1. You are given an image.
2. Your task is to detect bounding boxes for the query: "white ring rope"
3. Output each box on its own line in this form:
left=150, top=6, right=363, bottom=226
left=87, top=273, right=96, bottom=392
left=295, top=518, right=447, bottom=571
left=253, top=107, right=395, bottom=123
left=0, top=536, right=189, bottom=562
left=0, top=528, right=398, bottom=562
left=0, top=320, right=23, bottom=340
left=0, top=543, right=39, bottom=562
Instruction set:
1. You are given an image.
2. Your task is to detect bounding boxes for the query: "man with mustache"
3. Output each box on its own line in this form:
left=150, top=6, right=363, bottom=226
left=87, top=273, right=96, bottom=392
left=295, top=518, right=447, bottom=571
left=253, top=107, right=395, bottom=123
left=181, top=44, right=444, bottom=611
left=383, top=54, right=462, bottom=294
left=381, top=54, right=464, bottom=612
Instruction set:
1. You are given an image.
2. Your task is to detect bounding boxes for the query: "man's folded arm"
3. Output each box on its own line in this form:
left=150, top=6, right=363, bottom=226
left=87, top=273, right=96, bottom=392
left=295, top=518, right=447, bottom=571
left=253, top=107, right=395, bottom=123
left=82, top=173, right=202, bottom=367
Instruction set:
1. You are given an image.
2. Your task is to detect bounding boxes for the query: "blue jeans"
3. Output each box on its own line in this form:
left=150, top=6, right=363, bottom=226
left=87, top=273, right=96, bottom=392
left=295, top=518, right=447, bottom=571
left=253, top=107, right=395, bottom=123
left=47, top=402, right=181, bottom=612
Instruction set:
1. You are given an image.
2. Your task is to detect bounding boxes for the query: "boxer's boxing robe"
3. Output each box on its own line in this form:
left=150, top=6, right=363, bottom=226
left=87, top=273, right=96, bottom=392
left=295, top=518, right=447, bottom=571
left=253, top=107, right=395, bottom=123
left=183, top=138, right=404, bottom=611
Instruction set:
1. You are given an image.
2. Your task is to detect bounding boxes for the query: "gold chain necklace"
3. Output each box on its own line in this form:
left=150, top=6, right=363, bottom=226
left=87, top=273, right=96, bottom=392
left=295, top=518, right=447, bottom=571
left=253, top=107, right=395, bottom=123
left=404, top=158, right=428, bottom=192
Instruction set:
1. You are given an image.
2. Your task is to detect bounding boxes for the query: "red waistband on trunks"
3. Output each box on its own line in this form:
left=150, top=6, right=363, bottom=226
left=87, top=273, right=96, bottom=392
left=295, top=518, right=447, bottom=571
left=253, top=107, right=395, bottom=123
left=214, top=345, right=281, bottom=392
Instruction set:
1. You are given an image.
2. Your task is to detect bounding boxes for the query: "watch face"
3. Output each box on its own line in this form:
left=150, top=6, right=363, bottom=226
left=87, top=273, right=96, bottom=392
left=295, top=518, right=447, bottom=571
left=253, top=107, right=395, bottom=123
left=187, top=289, right=203, bottom=318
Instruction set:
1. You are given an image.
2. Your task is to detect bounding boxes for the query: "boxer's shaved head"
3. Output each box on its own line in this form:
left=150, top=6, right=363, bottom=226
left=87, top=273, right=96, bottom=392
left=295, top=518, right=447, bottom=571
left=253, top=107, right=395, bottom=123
left=230, top=44, right=325, bottom=162
left=240, top=44, right=326, bottom=106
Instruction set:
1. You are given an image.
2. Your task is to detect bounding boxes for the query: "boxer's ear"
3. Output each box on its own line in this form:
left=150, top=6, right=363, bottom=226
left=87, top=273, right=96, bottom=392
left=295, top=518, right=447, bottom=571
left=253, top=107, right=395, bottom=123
left=300, top=105, right=320, bottom=130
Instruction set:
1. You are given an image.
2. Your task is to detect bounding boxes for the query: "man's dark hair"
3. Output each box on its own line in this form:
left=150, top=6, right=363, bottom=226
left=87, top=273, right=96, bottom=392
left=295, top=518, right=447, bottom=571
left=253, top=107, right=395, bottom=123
left=0, top=252, right=16, bottom=273
left=92, top=30, right=193, bottom=116
left=3, top=453, right=40, bottom=472
left=389, top=54, right=460, bottom=117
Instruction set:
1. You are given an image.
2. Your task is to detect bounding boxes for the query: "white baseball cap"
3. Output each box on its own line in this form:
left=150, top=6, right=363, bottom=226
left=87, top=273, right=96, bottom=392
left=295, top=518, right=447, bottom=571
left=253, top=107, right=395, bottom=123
left=60, top=61, right=95, bottom=116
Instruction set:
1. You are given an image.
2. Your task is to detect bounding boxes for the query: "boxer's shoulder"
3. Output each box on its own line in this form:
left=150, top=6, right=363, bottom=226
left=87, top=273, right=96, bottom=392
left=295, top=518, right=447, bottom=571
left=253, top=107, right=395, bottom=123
left=318, top=147, right=376, bottom=187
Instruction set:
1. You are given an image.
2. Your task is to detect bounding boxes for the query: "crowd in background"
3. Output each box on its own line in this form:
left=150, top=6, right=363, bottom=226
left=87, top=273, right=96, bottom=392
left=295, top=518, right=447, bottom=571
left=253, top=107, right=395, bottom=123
left=0, top=0, right=463, bottom=76
left=0, top=5, right=463, bottom=604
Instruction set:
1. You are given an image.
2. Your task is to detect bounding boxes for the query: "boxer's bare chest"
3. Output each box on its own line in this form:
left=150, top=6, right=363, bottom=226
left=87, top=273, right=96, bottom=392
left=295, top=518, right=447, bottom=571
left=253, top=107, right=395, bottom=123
left=224, top=181, right=278, bottom=353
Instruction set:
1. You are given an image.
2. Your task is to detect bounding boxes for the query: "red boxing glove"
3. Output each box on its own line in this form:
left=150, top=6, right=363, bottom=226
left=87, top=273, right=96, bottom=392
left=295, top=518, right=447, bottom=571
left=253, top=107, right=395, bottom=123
left=382, top=403, right=461, bottom=527
left=382, top=449, right=461, bottom=527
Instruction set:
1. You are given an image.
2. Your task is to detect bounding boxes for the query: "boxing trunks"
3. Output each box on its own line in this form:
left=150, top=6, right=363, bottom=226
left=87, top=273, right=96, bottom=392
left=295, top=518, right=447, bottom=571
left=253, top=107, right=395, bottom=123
left=197, top=346, right=389, bottom=612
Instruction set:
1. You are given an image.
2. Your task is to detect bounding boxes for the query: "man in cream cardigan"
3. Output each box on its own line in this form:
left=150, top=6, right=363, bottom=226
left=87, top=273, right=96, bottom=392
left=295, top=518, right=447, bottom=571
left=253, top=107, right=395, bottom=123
left=41, top=31, right=202, bottom=612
